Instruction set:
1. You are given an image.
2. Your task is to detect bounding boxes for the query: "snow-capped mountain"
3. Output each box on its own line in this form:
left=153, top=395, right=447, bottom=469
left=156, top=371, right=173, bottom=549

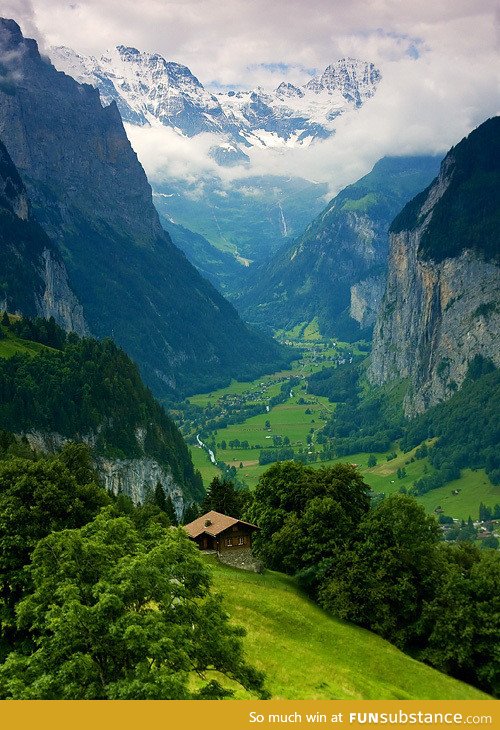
left=217, top=59, right=381, bottom=148
left=51, top=45, right=238, bottom=135
left=50, top=46, right=381, bottom=157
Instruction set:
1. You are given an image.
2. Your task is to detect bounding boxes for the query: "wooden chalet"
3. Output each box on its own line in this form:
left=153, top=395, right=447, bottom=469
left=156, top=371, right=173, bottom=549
left=184, top=510, right=259, bottom=553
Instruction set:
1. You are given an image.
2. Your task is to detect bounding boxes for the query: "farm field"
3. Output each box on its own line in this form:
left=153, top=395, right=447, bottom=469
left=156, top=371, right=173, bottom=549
left=189, top=443, right=220, bottom=485
left=205, top=557, right=489, bottom=700
left=183, top=328, right=499, bottom=523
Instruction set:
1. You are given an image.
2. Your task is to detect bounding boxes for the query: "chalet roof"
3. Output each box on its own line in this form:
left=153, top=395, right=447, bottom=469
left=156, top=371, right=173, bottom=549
left=184, top=510, right=259, bottom=539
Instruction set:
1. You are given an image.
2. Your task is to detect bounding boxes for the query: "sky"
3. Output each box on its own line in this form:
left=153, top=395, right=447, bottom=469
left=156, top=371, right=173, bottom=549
left=3, top=0, right=500, bottom=195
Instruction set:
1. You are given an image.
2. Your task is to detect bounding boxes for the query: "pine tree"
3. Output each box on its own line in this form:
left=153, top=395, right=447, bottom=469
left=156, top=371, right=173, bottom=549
left=165, top=495, right=178, bottom=526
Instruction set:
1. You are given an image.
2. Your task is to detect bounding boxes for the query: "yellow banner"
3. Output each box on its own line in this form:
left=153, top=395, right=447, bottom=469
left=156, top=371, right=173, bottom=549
left=1, top=700, right=498, bottom=730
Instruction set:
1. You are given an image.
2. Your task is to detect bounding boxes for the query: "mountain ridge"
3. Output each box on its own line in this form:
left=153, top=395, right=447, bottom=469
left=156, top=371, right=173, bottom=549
left=0, top=18, right=287, bottom=397
left=369, top=117, right=500, bottom=415
left=50, top=45, right=380, bottom=153
left=237, top=155, right=441, bottom=338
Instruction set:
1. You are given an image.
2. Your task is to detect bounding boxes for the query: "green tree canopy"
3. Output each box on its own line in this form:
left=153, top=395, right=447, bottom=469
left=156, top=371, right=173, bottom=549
left=248, top=461, right=371, bottom=592
left=0, top=447, right=108, bottom=647
left=416, top=542, right=500, bottom=696
left=202, top=477, right=244, bottom=518
left=0, top=511, right=268, bottom=700
left=319, top=494, right=442, bottom=648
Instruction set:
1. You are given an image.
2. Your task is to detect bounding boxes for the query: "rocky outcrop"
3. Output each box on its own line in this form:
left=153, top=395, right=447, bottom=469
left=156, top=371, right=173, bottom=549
left=369, top=119, right=500, bottom=416
left=23, top=430, right=185, bottom=518
left=350, top=275, right=385, bottom=329
left=0, top=135, right=87, bottom=333
left=97, top=457, right=184, bottom=518
left=38, top=249, right=88, bottom=334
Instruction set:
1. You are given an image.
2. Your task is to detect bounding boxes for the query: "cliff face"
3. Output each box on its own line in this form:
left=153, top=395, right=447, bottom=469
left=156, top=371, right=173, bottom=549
left=369, top=118, right=500, bottom=416
left=0, top=136, right=87, bottom=333
left=0, top=19, right=285, bottom=396
left=24, top=431, right=185, bottom=518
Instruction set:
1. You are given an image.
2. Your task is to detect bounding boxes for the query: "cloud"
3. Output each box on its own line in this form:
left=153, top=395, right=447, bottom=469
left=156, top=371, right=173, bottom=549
left=6, top=0, right=500, bottom=195
left=1, top=0, right=46, bottom=52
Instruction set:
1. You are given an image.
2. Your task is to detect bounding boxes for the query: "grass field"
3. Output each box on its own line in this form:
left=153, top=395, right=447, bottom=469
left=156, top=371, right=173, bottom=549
left=185, top=327, right=498, bottom=521
left=189, top=444, right=220, bottom=485
left=206, top=557, right=489, bottom=700
left=0, top=326, right=51, bottom=359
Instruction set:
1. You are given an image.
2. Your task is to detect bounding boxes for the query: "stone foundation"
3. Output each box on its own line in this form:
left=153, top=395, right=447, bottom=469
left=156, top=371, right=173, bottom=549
left=217, top=547, right=262, bottom=572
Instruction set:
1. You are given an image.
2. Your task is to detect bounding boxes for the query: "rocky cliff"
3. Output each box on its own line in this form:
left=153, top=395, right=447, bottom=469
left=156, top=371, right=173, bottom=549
left=24, top=430, right=185, bottom=518
left=0, top=137, right=87, bottom=333
left=0, top=19, right=286, bottom=396
left=369, top=118, right=500, bottom=416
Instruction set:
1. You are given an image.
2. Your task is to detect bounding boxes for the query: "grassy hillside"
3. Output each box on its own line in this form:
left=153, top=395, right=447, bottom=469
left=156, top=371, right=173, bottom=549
left=207, top=557, right=489, bottom=700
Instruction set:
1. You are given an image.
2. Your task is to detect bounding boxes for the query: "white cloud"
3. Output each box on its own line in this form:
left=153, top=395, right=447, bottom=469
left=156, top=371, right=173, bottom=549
left=5, top=0, right=500, bottom=194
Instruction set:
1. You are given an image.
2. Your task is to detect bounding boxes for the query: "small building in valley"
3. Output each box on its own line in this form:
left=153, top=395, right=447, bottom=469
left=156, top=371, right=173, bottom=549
left=184, top=510, right=259, bottom=551
left=184, top=510, right=260, bottom=570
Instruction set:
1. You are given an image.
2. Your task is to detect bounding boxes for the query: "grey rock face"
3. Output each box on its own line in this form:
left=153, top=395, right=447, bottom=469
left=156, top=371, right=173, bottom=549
left=369, top=154, right=500, bottom=416
left=0, top=131, right=87, bottom=333
left=350, top=275, right=386, bottom=329
left=38, top=249, right=88, bottom=334
left=98, top=457, right=184, bottom=518
left=23, top=430, right=185, bottom=518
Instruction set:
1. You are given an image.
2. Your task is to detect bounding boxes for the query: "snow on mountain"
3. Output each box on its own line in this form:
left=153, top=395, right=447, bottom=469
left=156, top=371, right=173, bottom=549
left=50, top=47, right=381, bottom=158
left=51, top=45, right=239, bottom=135
left=216, top=59, right=381, bottom=148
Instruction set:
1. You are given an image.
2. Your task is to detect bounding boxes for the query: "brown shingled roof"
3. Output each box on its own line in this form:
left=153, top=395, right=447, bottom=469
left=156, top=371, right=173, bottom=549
left=184, top=510, right=259, bottom=538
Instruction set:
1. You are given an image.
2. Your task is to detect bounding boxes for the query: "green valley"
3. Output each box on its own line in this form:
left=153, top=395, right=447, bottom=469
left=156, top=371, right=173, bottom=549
left=179, top=325, right=499, bottom=525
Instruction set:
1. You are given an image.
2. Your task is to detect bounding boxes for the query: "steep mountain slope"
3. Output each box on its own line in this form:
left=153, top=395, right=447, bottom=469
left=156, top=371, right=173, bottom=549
left=50, top=47, right=380, bottom=150
left=0, top=139, right=87, bottom=334
left=161, top=217, right=243, bottom=292
left=0, top=316, right=203, bottom=511
left=0, top=19, right=286, bottom=397
left=369, top=117, right=500, bottom=415
left=238, top=156, right=440, bottom=338
left=208, top=558, right=488, bottom=699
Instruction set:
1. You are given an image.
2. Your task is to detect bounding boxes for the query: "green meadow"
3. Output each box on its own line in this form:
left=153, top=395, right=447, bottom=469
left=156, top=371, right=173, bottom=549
left=206, top=557, right=489, bottom=700
left=185, top=327, right=499, bottom=522
left=0, top=325, right=52, bottom=359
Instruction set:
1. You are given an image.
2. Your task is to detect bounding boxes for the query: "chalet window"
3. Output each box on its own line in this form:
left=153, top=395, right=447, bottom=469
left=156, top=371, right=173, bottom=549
left=232, top=526, right=238, bottom=532
left=238, top=537, right=244, bottom=545
left=227, top=538, right=232, bottom=546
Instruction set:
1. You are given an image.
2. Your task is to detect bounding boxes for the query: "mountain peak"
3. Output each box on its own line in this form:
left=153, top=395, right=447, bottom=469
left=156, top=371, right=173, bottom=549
left=275, top=81, right=304, bottom=99
left=49, top=41, right=381, bottom=151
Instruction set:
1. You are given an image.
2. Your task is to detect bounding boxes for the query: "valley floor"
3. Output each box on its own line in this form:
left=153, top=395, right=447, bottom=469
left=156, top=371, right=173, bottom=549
left=178, top=325, right=498, bottom=524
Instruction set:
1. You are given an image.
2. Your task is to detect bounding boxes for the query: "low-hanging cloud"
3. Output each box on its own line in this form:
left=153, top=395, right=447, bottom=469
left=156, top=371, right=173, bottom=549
left=6, top=0, right=500, bottom=195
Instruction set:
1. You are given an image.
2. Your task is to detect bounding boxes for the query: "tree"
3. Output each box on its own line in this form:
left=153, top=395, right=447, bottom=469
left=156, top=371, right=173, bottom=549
left=182, top=502, right=200, bottom=525
left=416, top=543, right=500, bottom=696
left=202, top=477, right=242, bottom=518
left=164, top=495, right=178, bottom=526
left=367, top=454, right=377, bottom=467
left=1, top=311, right=9, bottom=327
left=152, top=481, right=167, bottom=512
left=248, top=461, right=371, bottom=594
left=319, top=494, right=441, bottom=648
left=0, top=454, right=108, bottom=652
left=0, top=512, right=269, bottom=699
